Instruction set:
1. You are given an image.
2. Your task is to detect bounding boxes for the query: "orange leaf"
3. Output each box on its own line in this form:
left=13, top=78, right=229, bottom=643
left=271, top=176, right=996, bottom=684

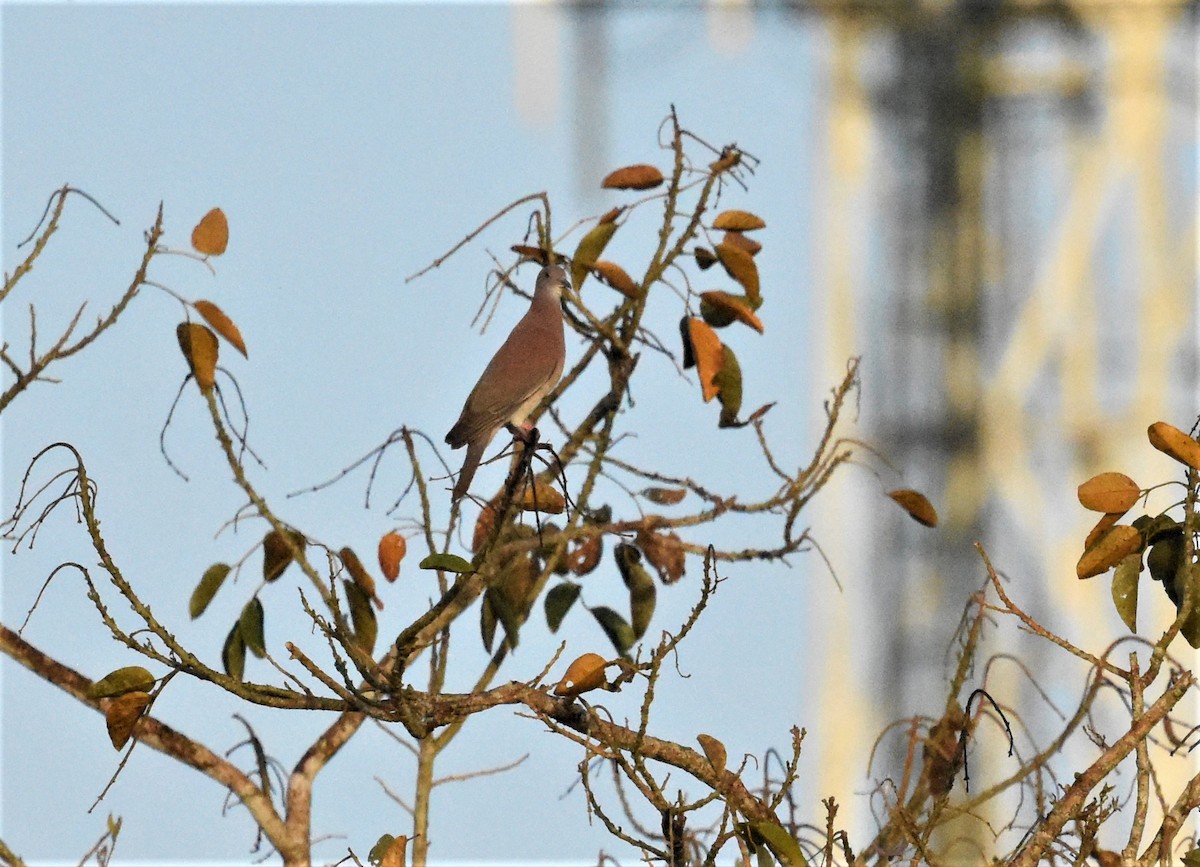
left=714, top=241, right=760, bottom=305
left=598, top=206, right=623, bottom=224
left=104, top=691, right=151, bottom=750
left=699, top=291, right=764, bottom=334
left=554, top=652, right=608, bottom=697
left=722, top=230, right=762, bottom=257
left=1147, top=421, right=1200, bottom=471
left=1084, top=512, right=1124, bottom=551
left=685, top=318, right=723, bottom=402
left=176, top=322, right=219, bottom=392
left=520, top=480, right=565, bottom=515
left=378, top=532, right=407, bottom=583
left=590, top=261, right=641, bottom=298
left=1077, top=472, right=1140, bottom=513
left=887, top=489, right=939, bottom=528
left=712, top=209, right=766, bottom=232
left=1077, top=525, right=1142, bottom=579
left=193, top=300, right=247, bottom=358
left=601, top=164, right=664, bottom=190
left=191, top=207, right=229, bottom=256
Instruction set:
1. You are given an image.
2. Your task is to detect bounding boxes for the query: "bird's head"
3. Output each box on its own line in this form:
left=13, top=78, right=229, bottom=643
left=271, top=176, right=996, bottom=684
left=535, top=264, right=571, bottom=304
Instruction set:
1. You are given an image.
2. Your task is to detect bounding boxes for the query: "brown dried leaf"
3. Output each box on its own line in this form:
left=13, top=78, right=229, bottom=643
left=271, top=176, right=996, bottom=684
left=510, top=244, right=550, bottom=265
left=340, top=546, right=382, bottom=610
left=696, top=733, right=727, bottom=773
left=378, top=532, right=407, bottom=583
left=636, top=528, right=686, bottom=584
left=554, top=652, right=608, bottom=697
left=721, top=231, right=762, bottom=257
left=191, top=207, right=229, bottom=256
left=712, top=209, right=766, bottom=232
left=1077, top=471, right=1140, bottom=513
left=1077, top=524, right=1142, bottom=579
left=714, top=242, right=760, bottom=305
left=472, top=500, right=499, bottom=552
left=567, top=534, right=603, bottom=576
left=685, top=318, right=723, bottom=402
left=262, top=528, right=304, bottom=582
left=590, top=261, right=641, bottom=299
left=598, top=206, right=623, bottom=224
left=601, top=164, right=664, bottom=190
left=1148, top=421, right=1200, bottom=471
left=104, top=691, right=151, bottom=750
left=176, top=322, right=219, bottom=392
left=193, top=300, right=247, bottom=358
left=709, top=148, right=742, bottom=173
left=887, top=489, right=939, bottom=528
left=700, top=291, right=764, bottom=334
left=642, top=487, right=687, bottom=506
left=694, top=246, right=717, bottom=270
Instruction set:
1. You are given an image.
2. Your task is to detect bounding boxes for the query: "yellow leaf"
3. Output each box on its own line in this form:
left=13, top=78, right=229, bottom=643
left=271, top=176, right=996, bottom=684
left=103, top=691, right=151, bottom=750
left=601, top=164, right=664, bottom=190
left=520, top=479, right=566, bottom=515
left=1077, top=525, right=1142, bottom=579
left=887, top=489, right=939, bottom=528
left=712, top=209, right=766, bottom=232
left=713, top=345, right=743, bottom=428
left=700, top=290, right=764, bottom=334
left=714, top=241, right=760, bottom=305
left=696, top=733, right=727, bottom=773
left=1077, top=471, right=1140, bottom=513
left=176, top=322, right=219, bottom=392
left=590, top=261, right=641, bottom=299
left=191, top=207, right=229, bottom=256
left=554, top=652, right=608, bottom=697
left=570, top=221, right=618, bottom=292
left=377, top=532, right=407, bottom=583
left=684, top=318, right=723, bottom=402
left=1148, top=421, right=1200, bottom=471
left=192, top=300, right=247, bottom=358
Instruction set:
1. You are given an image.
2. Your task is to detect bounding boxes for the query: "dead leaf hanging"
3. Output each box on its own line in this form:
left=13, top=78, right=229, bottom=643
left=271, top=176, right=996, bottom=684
left=176, top=322, right=219, bottom=392
left=601, top=164, right=664, bottom=191
left=887, top=489, right=939, bottom=528
left=683, top=318, right=723, bottom=402
left=192, top=300, right=247, bottom=358
left=191, top=207, right=229, bottom=256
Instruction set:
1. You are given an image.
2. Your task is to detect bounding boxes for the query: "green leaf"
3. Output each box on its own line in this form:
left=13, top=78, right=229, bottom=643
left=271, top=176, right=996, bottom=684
left=590, top=605, right=636, bottom=656
left=544, top=582, right=582, bottom=633
left=1148, top=533, right=1185, bottom=584
left=1180, top=563, right=1200, bottom=649
left=344, top=579, right=378, bottom=655
left=88, top=666, right=156, bottom=699
left=1111, top=553, right=1139, bottom=633
left=480, top=593, right=498, bottom=652
left=222, top=622, right=246, bottom=682
left=239, top=597, right=266, bottom=658
left=418, top=552, right=474, bottom=574
left=1181, top=848, right=1200, bottom=867
left=750, top=821, right=807, bottom=867
left=190, top=563, right=231, bottom=619
left=368, top=834, right=396, bottom=867
left=616, top=544, right=656, bottom=639
left=486, top=586, right=522, bottom=650
left=714, top=344, right=743, bottom=428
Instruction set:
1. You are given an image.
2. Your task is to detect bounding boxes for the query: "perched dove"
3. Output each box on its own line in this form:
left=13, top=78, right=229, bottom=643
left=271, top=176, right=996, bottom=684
left=445, top=264, right=568, bottom=501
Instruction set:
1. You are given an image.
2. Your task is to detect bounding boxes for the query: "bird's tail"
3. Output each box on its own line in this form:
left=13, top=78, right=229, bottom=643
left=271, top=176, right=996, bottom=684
left=451, top=439, right=486, bottom=502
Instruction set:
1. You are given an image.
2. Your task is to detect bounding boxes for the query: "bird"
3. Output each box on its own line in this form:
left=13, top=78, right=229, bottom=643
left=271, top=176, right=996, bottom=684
left=445, top=264, right=568, bottom=502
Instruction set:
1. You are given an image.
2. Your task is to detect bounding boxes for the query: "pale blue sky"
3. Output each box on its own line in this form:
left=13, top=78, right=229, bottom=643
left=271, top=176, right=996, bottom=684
left=2, top=5, right=834, bottom=863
